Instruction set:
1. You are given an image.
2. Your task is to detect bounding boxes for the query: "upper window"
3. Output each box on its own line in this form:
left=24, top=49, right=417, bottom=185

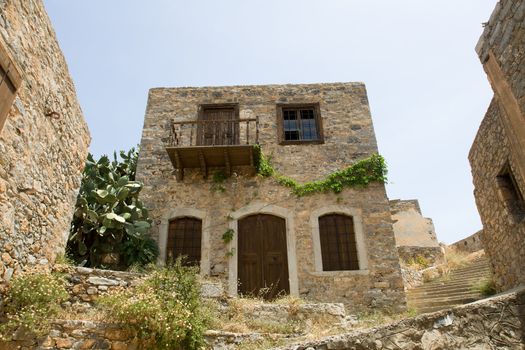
left=318, top=214, right=359, bottom=271
left=0, top=39, right=22, bottom=133
left=277, top=103, right=323, bottom=144
left=167, top=217, right=202, bottom=267
left=497, top=164, right=525, bottom=222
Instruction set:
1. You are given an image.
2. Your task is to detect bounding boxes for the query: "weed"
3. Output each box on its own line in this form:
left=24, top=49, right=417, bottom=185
left=0, top=271, right=68, bottom=340
left=98, top=258, right=208, bottom=350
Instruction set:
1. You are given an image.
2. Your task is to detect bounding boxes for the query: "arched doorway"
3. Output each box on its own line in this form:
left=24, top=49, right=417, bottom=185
left=237, top=214, right=289, bottom=299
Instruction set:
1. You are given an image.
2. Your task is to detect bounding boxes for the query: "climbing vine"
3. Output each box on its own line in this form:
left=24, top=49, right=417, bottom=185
left=254, top=145, right=387, bottom=196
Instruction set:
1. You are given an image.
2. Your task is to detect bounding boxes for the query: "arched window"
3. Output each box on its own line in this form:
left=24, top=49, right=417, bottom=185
left=318, top=214, right=359, bottom=271
left=167, top=217, right=202, bottom=266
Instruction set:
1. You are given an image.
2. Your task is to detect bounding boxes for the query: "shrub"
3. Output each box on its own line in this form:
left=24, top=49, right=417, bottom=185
left=98, top=259, right=207, bottom=350
left=406, top=255, right=430, bottom=270
left=473, top=277, right=497, bottom=297
left=0, top=271, right=68, bottom=339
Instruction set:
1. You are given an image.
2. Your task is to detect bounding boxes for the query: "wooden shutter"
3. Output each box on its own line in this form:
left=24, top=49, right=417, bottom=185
left=197, top=104, right=239, bottom=146
left=167, top=217, right=202, bottom=267
left=0, top=39, right=22, bottom=133
left=319, top=214, right=359, bottom=271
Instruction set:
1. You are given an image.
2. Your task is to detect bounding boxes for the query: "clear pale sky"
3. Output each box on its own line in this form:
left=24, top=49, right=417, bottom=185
left=44, top=0, right=498, bottom=244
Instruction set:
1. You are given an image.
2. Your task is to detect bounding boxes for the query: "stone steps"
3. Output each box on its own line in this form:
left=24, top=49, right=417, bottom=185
left=407, top=257, right=491, bottom=314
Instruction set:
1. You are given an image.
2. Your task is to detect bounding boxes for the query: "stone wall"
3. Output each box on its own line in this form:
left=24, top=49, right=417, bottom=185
left=277, top=287, right=525, bottom=350
left=470, top=0, right=525, bottom=292
left=3, top=287, right=525, bottom=349
left=390, top=199, right=439, bottom=248
left=397, top=246, right=445, bottom=266
left=469, top=99, right=525, bottom=291
left=448, top=230, right=484, bottom=254
left=136, top=83, right=406, bottom=312
left=0, top=0, right=90, bottom=287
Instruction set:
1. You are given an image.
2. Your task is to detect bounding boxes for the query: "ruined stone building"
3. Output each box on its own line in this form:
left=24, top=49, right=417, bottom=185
left=136, top=83, right=406, bottom=311
left=389, top=199, right=443, bottom=265
left=0, top=0, right=90, bottom=284
left=470, top=0, right=525, bottom=291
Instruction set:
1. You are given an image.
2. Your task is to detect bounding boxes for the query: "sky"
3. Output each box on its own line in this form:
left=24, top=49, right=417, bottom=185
left=44, top=0, right=497, bottom=244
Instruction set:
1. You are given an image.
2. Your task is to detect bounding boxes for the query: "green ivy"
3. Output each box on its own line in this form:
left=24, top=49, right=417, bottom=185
left=222, top=229, right=234, bottom=244
left=254, top=144, right=275, bottom=177
left=254, top=146, right=387, bottom=197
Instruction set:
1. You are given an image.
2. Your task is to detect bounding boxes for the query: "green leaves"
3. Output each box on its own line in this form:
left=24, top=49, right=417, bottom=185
left=256, top=149, right=388, bottom=197
left=67, top=147, right=157, bottom=269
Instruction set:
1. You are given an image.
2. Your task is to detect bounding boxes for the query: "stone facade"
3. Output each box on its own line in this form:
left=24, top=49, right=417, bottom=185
left=0, top=1, right=90, bottom=286
left=390, top=199, right=443, bottom=265
left=136, top=83, right=406, bottom=312
left=448, top=230, right=484, bottom=254
left=470, top=0, right=525, bottom=292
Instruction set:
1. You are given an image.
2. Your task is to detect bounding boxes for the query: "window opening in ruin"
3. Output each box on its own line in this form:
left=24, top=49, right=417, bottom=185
left=497, top=164, right=525, bottom=222
left=0, top=39, right=22, bottom=133
left=277, top=103, right=323, bottom=144
left=167, top=217, right=202, bottom=267
left=318, top=214, right=359, bottom=271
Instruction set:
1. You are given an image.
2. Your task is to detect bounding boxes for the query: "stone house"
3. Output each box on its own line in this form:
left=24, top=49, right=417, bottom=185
left=390, top=199, right=444, bottom=265
left=136, top=82, right=406, bottom=312
left=0, top=0, right=90, bottom=284
left=469, top=0, right=525, bottom=291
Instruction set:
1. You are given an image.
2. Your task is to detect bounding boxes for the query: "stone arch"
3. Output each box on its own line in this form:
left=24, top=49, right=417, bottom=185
left=158, top=208, right=211, bottom=275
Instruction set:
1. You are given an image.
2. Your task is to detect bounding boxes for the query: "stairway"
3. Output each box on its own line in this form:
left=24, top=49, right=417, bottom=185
left=407, top=257, right=491, bottom=314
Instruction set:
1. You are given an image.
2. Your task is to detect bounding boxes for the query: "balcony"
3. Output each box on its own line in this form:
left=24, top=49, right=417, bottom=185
left=165, top=117, right=259, bottom=180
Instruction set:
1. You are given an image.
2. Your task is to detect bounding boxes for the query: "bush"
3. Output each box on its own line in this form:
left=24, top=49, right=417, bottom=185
left=473, top=277, right=497, bottom=297
left=0, top=271, right=68, bottom=339
left=98, top=259, right=207, bottom=350
left=406, top=255, right=430, bottom=270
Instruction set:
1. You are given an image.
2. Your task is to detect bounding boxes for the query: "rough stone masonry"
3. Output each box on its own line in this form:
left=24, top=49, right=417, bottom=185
left=470, top=0, right=525, bottom=292
left=136, top=83, right=406, bottom=313
left=0, top=0, right=90, bottom=287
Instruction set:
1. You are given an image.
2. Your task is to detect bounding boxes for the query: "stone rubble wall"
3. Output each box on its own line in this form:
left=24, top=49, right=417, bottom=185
left=274, top=287, right=525, bottom=350
left=448, top=230, right=484, bottom=254
left=476, top=0, right=525, bottom=116
left=51, top=265, right=225, bottom=309
left=389, top=199, right=440, bottom=248
left=396, top=246, right=445, bottom=267
left=0, top=0, right=90, bottom=288
left=136, top=83, right=406, bottom=313
left=4, top=287, right=523, bottom=350
left=470, top=0, right=525, bottom=292
left=0, top=320, right=138, bottom=350
left=469, top=99, right=525, bottom=291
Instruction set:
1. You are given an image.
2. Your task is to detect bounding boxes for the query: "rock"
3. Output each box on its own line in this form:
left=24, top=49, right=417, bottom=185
left=3, top=268, right=13, bottom=282
left=40, top=335, right=54, bottom=347
left=55, top=337, right=74, bottom=348
left=87, top=277, right=119, bottom=286
left=201, top=282, right=224, bottom=298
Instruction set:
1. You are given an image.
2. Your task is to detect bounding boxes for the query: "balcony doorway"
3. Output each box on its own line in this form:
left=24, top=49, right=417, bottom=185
left=197, top=104, right=239, bottom=146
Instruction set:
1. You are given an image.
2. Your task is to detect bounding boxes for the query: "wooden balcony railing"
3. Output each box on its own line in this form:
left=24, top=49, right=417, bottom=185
left=167, top=117, right=259, bottom=147
left=165, top=117, right=260, bottom=181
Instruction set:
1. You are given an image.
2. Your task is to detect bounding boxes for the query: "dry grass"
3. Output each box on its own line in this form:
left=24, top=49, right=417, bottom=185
left=355, top=308, right=417, bottom=329
left=56, top=304, right=108, bottom=322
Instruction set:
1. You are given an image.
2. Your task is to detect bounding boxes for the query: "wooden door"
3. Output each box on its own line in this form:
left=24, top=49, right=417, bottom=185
left=238, top=214, right=289, bottom=299
left=197, top=106, right=239, bottom=146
